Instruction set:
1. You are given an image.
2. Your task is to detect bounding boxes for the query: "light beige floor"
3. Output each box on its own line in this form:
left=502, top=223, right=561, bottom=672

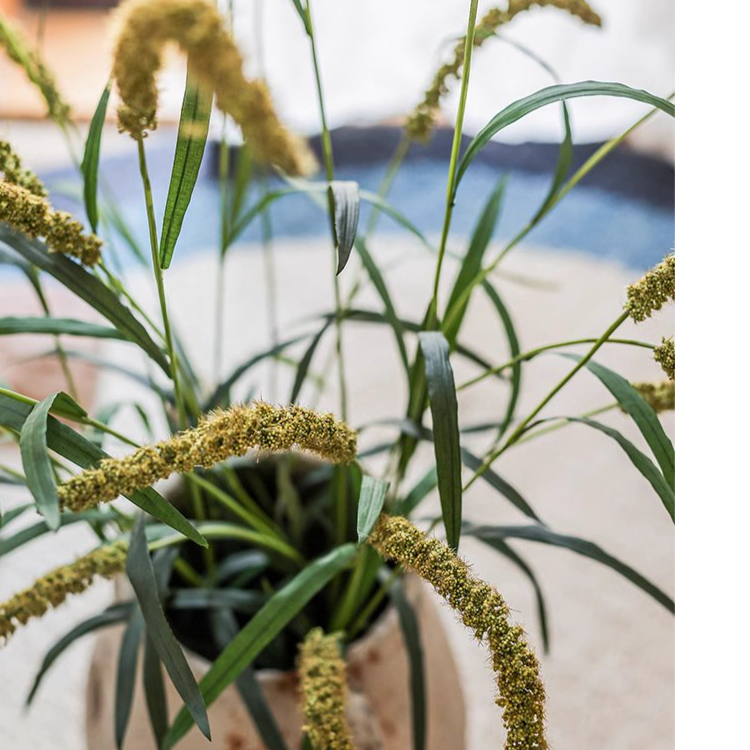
left=0, top=237, right=674, bottom=749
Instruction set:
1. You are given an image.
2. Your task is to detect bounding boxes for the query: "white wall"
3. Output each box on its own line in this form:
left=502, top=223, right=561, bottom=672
left=223, top=0, right=674, bottom=157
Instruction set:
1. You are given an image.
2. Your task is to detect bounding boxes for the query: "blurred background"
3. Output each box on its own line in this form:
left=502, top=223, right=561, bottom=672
left=0, top=1, right=674, bottom=749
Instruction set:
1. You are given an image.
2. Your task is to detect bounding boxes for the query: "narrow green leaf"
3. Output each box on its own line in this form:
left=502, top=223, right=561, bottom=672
left=472, top=534, right=550, bottom=652
left=160, top=76, right=212, bottom=269
left=210, top=608, right=289, bottom=750
left=418, top=332, right=462, bottom=550
left=26, top=602, right=133, bottom=704
left=0, top=391, right=207, bottom=548
left=538, top=416, right=675, bottom=521
left=562, top=355, right=675, bottom=491
left=115, top=606, right=145, bottom=748
left=457, top=82, right=675, bottom=188
left=395, top=467, right=438, bottom=516
left=330, top=181, right=360, bottom=275
left=364, top=417, right=541, bottom=523
left=290, top=320, right=332, bottom=402
left=355, top=239, right=409, bottom=376
left=466, top=524, right=674, bottom=613
left=126, top=515, right=211, bottom=740
left=143, top=635, right=169, bottom=748
left=0, top=510, right=117, bottom=558
left=0, top=502, right=34, bottom=530
left=287, top=0, right=311, bottom=35
left=443, top=178, right=507, bottom=345
left=81, top=81, right=111, bottom=233
left=0, top=227, right=170, bottom=373
left=207, top=331, right=311, bottom=408
left=20, top=393, right=61, bottom=529
left=163, top=544, right=357, bottom=748
left=0, top=316, right=125, bottom=340
left=481, top=281, right=521, bottom=439
left=357, top=476, right=389, bottom=544
left=389, top=578, right=426, bottom=750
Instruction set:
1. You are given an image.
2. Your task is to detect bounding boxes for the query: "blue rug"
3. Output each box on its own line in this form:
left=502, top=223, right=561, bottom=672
left=27, top=126, right=675, bottom=273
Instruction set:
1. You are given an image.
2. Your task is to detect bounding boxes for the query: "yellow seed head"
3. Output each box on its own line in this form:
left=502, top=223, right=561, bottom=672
left=0, top=181, right=102, bottom=266
left=406, top=0, right=602, bottom=142
left=298, top=629, right=355, bottom=750
left=632, top=380, right=674, bottom=413
left=0, top=138, right=47, bottom=196
left=653, top=338, right=675, bottom=381
left=0, top=542, right=127, bottom=644
left=625, top=254, right=675, bottom=322
left=0, top=12, right=71, bottom=128
left=58, top=402, right=357, bottom=512
left=112, top=0, right=316, bottom=176
left=369, top=514, right=547, bottom=750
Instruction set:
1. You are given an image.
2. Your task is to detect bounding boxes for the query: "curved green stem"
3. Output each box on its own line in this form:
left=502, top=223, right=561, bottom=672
left=427, top=0, right=480, bottom=328
left=457, top=337, right=655, bottom=391
left=465, top=311, right=629, bottom=489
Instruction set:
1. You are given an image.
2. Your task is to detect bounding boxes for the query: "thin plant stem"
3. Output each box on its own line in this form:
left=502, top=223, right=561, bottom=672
left=514, top=402, right=618, bottom=445
left=442, top=103, right=671, bottom=336
left=427, top=0, right=480, bottom=328
left=135, top=137, right=186, bottom=429
left=457, top=337, right=655, bottom=391
left=305, top=0, right=347, bottom=421
left=260, top=179, right=279, bottom=401
left=464, top=311, right=629, bottom=490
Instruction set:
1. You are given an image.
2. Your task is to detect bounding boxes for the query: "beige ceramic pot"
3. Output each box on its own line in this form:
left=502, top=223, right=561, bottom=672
left=86, top=576, right=466, bottom=750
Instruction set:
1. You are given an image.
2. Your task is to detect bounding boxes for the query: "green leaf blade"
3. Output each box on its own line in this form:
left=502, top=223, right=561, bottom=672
left=330, top=181, right=360, bottom=275
left=356, top=476, right=389, bottom=545
left=163, top=543, right=357, bottom=748
left=419, top=332, right=462, bottom=549
left=81, top=81, right=111, bottom=233
left=20, top=394, right=61, bottom=529
left=160, top=77, right=212, bottom=269
left=126, top=516, right=211, bottom=741
left=457, top=82, right=675, bottom=188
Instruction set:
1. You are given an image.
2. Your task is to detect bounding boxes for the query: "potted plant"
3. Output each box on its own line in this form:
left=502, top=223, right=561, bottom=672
left=0, top=0, right=674, bottom=748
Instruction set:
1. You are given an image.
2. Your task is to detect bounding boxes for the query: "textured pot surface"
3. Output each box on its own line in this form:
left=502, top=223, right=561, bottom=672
left=86, top=576, right=466, bottom=750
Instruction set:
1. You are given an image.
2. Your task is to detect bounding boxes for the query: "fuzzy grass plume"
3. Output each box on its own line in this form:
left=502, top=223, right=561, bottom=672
left=632, top=380, right=674, bottom=413
left=369, top=514, right=547, bottom=750
left=0, top=542, right=127, bottom=644
left=0, top=12, right=71, bottom=128
left=0, top=137, right=47, bottom=196
left=625, top=254, right=675, bottom=322
left=405, top=0, right=602, bottom=141
left=58, top=402, right=357, bottom=512
left=298, top=629, right=355, bottom=750
left=0, top=181, right=102, bottom=265
left=654, top=338, right=675, bottom=381
left=112, top=0, right=316, bottom=175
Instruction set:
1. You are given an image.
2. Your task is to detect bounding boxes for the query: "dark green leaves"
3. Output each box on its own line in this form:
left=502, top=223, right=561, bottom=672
left=356, top=476, right=389, bottom=544
left=419, top=332, right=462, bottom=549
left=81, top=81, right=111, bottom=233
left=555, top=416, right=675, bottom=521
left=0, top=389, right=207, bottom=547
left=0, top=316, right=125, bottom=340
left=389, top=578, right=425, bottom=750
left=20, top=394, right=60, bottom=529
left=466, top=524, right=674, bottom=613
left=163, top=543, right=357, bottom=748
left=0, top=227, right=169, bottom=374
left=126, top=515, right=211, bottom=740
left=330, top=181, right=360, bottom=275
left=160, top=76, right=212, bottom=269
left=456, top=82, right=676, bottom=188
left=115, top=607, right=145, bottom=748
left=564, top=355, right=675, bottom=492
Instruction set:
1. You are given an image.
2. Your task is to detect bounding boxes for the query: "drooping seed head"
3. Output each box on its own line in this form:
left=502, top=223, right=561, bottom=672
left=625, top=254, right=676, bottom=323
left=653, top=338, right=675, bottom=381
